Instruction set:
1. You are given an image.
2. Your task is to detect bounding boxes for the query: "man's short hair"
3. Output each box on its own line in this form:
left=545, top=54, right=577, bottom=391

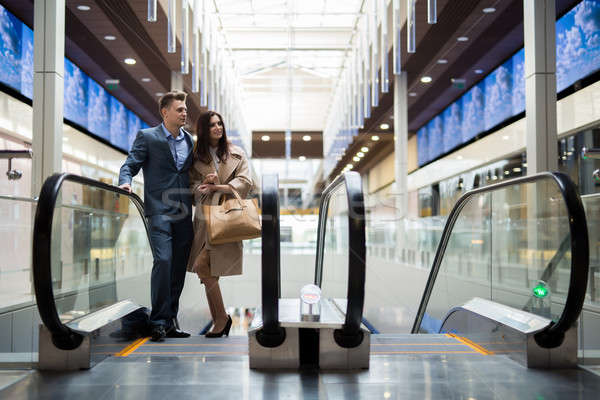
left=158, top=90, right=187, bottom=115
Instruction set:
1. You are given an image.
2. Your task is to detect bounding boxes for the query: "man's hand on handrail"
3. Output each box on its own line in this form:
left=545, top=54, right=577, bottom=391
left=119, top=183, right=132, bottom=193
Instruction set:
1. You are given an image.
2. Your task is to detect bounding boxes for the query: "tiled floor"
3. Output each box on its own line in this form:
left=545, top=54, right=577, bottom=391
left=2, top=334, right=600, bottom=399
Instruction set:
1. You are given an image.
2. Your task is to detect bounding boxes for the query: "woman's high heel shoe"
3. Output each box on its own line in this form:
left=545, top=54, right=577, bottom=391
left=205, top=315, right=232, bottom=338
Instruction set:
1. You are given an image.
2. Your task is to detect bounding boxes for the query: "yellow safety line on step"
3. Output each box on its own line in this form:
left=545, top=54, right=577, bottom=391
left=115, top=337, right=149, bottom=357
left=371, top=350, right=478, bottom=355
left=371, top=342, right=469, bottom=346
left=140, top=343, right=247, bottom=347
left=131, top=351, right=247, bottom=355
left=446, top=333, right=494, bottom=355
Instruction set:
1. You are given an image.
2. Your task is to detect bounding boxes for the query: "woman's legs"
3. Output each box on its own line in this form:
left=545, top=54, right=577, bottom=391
left=203, top=276, right=228, bottom=332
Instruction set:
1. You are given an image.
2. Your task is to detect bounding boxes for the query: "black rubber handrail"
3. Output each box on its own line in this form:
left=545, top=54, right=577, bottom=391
left=256, top=174, right=285, bottom=347
left=33, top=173, right=150, bottom=350
left=314, top=171, right=366, bottom=348
left=411, top=172, right=589, bottom=349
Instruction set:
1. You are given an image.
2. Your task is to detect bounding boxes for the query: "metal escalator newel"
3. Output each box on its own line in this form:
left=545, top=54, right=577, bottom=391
left=300, top=284, right=321, bottom=322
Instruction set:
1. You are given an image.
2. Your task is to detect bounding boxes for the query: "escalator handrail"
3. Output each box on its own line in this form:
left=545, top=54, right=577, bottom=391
left=314, top=171, right=366, bottom=344
left=411, top=172, right=589, bottom=348
left=260, top=175, right=281, bottom=332
left=33, top=173, right=150, bottom=350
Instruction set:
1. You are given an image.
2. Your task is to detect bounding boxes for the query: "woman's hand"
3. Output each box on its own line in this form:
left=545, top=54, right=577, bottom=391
left=198, top=183, right=232, bottom=196
left=198, top=184, right=216, bottom=195
left=203, top=173, right=219, bottom=184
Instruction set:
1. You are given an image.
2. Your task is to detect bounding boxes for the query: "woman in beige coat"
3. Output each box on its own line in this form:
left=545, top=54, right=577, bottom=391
left=188, top=111, right=253, bottom=337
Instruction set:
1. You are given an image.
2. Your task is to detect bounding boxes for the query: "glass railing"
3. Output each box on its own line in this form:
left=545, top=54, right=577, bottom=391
left=314, top=171, right=366, bottom=347
left=412, top=172, right=589, bottom=348
left=319, top=185, right=350, bottom=300
left=581, top=193, right=600, bottom=363
left=33, top=173, right=153, bottom=349
left=582, top=193, right=600, bottom=306
left=0, top=194, right=37, bottom=363
left=0, top=194, right=37, bottom=312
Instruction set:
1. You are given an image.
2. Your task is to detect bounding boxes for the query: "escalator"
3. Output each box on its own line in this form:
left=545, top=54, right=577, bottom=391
left=30, top=170, right=593, bottom=372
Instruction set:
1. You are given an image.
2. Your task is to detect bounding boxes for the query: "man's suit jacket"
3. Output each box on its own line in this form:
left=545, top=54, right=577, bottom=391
left=118, top=125, right=194, bottom=217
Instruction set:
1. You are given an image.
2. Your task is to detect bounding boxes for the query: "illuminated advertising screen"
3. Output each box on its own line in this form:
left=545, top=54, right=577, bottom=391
left=64, top=59, right=88, bottom=129
left=0, top=4, right=150, bottom=153
left=483, top=58, right=513, bottom=131
left=416, top=0, right=600, bottom=167
left=109, top=96, right=128, bottom=150
left=442, top=102, right=462, bottom=153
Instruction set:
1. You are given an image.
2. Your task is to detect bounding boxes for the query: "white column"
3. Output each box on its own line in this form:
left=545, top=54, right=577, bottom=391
left=32, top=0, right=65, bottom=196
left=524, top=0, right=557, bottom=174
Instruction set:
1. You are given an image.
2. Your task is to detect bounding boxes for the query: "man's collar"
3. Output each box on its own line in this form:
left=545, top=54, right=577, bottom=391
left=161, top=123, right=184, bottom=140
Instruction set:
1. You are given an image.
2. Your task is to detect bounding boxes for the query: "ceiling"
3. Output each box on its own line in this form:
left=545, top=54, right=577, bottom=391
left=0, top=0, right=584, bottom=177
left=330, top=0, right=582, bottom=180
left=212, top=0, right=363, bottom=132
left=2, top=0, right=204, bottom=131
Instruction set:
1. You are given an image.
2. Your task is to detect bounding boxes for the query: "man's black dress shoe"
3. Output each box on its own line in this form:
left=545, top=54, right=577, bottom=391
left=150, top=325, right=166, bottom=342
left=166, top=328, right=191, bottom=338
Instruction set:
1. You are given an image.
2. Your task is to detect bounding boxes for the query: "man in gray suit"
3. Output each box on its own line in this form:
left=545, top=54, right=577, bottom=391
left=119, top=91, right=194, bottom=341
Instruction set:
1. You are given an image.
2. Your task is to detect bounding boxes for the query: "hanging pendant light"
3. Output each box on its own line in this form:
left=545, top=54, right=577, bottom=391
left=167, top=0, right=176, bottom=53
left=407, top=0, right=416, bottom=53
left=380, top=0, right=389, bottom=93
left=428, top=0, right=437, bottom=24
left=393, top=0, right=401, bottom=74
left=147, top=0, right=157, bottom=22
left=181, top=0, right=189, bottom=74
left=201, top=49, right=208, bottom=106
left=371, top=0, right=379, bottom=107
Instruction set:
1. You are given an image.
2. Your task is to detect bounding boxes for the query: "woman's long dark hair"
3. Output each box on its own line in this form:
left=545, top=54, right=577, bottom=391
left=194, top=111, right=229, bottom=164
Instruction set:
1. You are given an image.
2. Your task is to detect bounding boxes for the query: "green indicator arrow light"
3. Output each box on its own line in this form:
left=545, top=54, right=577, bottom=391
left=533, top=285, right=548, bottom=298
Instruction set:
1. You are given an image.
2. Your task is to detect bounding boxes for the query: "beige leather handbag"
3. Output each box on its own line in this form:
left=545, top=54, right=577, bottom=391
left=203, top=188, right=261, bottom=245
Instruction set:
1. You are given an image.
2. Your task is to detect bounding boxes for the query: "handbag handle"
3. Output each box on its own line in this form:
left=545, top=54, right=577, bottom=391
left=226, top=186, right=246, bottom=210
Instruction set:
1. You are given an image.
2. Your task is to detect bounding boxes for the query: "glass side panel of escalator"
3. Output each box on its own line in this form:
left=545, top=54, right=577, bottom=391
left=580, top=193, right=600, bottom=364
left=0, top=193, right=37, bottom=363
left=49, top=180, right=152, bottom=324
left=319, top=183, right=350, bottom=302
left=417, top=177, right=573, bottom=333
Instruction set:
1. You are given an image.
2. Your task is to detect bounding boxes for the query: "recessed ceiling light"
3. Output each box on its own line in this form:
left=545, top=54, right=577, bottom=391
left=420, top=76, right=432, bottom=83
left=457, top=36, right=469, bottom=42
left=437, top=59, right=448, bottom=64
left=261, top=135, right=270, bottom=141
left=504, top=170, right=510, bottom=175
left=104, top=35, right=116, bottom=41
left=483, top=7, right=496, bottom=13
left=457, top=155, right=463, bottom=160
left=361, top=146, right=369, bottom=152
left=502, top=135, right=509, bottom=140
left=346, top=163, right=353, bottom=169
left=353, top=156, right=360, bottom=162
left=299, top=156, right=306, bottom=161
left=155, top=92, right=164, bottom=97
left=302, top=135, right=311, bottom=141
left=141, top=78, right=151, bottom=82
left=124, top=58, right=136, bottom=65
left=357, top=152, right=364, bottom=157
left=408, top=92, right=417, bottom=97
left=371, top=135, right=380, bottom=141
left=513, top=167, right=521, bottom=172
left=474, top=69, right=484, bottom=74
left=77, top=5, right=91, bottom=11
left=380, top=123, right=390, bottom=130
